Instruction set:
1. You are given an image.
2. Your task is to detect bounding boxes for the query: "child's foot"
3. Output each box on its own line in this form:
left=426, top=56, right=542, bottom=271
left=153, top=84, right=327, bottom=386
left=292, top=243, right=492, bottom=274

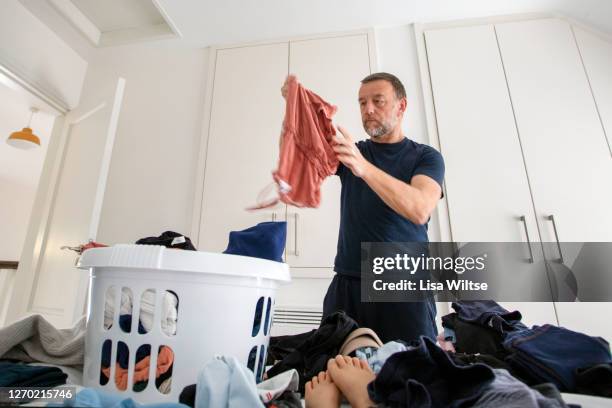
left=327, top=355, right=376, bottom=408
left=305, top=370, right=342, bottom=408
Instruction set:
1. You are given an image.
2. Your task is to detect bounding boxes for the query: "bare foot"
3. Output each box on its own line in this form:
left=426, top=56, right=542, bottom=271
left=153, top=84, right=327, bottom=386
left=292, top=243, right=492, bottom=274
left=305, top=371, right=342, bottom=408
left=327, top=355, right=376, bottom=408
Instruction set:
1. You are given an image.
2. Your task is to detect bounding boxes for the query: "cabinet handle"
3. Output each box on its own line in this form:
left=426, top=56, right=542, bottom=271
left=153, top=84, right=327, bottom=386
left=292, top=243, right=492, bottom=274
left=519, top=216, right=534, bottom=264
left=547, top=215, right=564, bottom=264
left=294, top=213, right=299, bottom=256
left=271, top=212, right=277, bottom=222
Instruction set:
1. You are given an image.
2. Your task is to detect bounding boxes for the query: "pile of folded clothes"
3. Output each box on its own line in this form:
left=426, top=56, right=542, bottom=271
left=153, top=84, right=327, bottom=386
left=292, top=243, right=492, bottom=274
left=503, top=324, right=612, bottom=397
left=442, top=301, right=612, bottom=398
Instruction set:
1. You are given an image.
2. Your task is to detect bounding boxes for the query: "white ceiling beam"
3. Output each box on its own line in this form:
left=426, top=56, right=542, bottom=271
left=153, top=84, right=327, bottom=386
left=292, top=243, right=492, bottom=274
left=98, top=23, right=176, bottom=47
left=152, top=0, right=182, bottom=38
left=48, top=0, right=101, bottom=46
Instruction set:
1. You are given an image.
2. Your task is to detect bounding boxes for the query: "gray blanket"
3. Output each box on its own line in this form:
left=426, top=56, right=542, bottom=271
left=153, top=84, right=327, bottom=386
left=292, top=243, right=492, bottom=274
left=0, top=314, right=85, bottom=367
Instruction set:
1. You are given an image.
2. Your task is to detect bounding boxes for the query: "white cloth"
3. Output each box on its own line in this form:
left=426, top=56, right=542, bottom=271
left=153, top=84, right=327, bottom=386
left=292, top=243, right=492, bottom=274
left=104, top=289, right=178, bottom=335
left=257, top=369, right=299, bottom=403
left=196, top=356, right=263, bottom=408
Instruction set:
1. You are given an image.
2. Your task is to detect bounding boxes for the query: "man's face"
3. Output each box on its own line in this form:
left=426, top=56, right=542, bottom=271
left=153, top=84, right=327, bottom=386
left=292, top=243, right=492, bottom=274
left=358, top=80, right=405, bottom=139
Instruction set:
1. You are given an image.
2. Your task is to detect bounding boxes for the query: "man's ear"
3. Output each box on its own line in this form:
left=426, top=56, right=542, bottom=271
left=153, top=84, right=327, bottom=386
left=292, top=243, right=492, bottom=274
left=399, top=97, right=407, bottom=114
left=396, top=97, right=407, bottom=119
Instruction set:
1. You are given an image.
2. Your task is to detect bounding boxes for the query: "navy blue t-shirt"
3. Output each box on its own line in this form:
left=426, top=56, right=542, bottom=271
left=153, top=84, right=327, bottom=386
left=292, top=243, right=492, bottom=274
left=334, top=137, right=445, bottom=276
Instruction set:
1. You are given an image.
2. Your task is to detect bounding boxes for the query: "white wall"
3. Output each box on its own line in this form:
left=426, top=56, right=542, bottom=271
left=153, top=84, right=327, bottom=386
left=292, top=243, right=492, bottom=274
left=0, top=179, right=36, bottom=261
left=89, top=41, right=209, bottom=245
left=0, top=0, right=88, bottom=108
left=375, top=24, right=442, bottom=242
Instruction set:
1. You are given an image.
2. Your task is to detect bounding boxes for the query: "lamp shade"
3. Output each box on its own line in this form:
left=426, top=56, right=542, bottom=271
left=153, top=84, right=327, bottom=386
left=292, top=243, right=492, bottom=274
left=7, top=127, right=40, bottom=149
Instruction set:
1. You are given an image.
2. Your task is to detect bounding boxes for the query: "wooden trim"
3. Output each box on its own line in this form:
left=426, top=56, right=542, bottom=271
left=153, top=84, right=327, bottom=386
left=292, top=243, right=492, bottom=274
left=0, top=261, right=18, bottom=270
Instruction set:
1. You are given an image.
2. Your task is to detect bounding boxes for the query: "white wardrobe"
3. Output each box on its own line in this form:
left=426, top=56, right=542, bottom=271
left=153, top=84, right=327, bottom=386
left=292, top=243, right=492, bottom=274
left=194, top=31, right=375, bottom=333
left=421, top=17, right=612, bottom=340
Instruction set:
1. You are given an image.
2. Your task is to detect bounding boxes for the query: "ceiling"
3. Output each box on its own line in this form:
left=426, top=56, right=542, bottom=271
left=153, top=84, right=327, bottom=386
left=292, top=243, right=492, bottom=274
left=20, top=0, right=612, bottom=52
left=20, top=0, right=178, bottom=47
left=72, top=0, right=165, bottom=33
left=153, top=0, right=612, bottom=47
left=0, top=82, right=55, bottom=189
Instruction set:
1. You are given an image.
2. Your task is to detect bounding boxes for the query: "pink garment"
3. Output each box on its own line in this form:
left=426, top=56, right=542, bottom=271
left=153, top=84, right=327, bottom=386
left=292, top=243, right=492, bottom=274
left=250, top=77, right=339, bottom=209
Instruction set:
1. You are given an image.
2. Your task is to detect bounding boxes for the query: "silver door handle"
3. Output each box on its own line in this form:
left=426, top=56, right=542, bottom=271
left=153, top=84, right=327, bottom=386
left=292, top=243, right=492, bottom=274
left=547, top=215, right=564, bottom=264
left=519, top=216, right=534, bottom=263
left=293, top=213, right=299, bottom=256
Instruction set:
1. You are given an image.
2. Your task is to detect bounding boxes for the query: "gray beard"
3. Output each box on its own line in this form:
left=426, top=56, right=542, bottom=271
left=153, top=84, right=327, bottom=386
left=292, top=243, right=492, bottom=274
left=366, top=125, right=389, bottom=138
left=364, top=117, right=398, bottom=139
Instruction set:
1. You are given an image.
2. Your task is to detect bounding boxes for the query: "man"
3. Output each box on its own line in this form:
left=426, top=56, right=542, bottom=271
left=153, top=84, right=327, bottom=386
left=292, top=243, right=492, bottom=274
left=282, top=72, right=445, bottom=343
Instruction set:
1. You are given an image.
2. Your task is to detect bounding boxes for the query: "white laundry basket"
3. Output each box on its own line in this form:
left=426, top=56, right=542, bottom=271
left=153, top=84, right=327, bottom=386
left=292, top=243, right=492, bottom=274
left=78, top=244, right=290, bottom=404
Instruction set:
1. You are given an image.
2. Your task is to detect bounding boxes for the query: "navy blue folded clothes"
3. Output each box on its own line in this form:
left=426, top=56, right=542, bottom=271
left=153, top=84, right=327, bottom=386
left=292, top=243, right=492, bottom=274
left=368, top=336, right=495, bottom=408
left=452, top=301, right=527, bottom=335
left=224, top=221, right=287, bottom=262
left=135, top=231, right=196, bottom=250
left=0, top=361, right=67, bottom=387
left=266, top=311, right=358, bottom=392
left=503, top=325, right=612, bottom=392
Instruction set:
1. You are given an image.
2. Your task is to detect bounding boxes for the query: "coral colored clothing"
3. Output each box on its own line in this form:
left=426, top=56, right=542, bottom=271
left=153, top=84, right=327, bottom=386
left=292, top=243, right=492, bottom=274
left=273, top=77, right=339, bottom=208
left=250, top=77, right=338, bottom=210
left=102, top=346, right=174, bottom=390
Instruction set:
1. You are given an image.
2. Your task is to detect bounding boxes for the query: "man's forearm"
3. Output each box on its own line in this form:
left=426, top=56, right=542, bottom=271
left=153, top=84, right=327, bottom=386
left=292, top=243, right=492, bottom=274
left=361, top=161, right=431, bottom=225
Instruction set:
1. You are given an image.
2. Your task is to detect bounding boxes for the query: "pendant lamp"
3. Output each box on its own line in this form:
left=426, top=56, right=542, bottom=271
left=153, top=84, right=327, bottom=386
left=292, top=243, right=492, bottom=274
left=7, top=107, right=40, bottom=149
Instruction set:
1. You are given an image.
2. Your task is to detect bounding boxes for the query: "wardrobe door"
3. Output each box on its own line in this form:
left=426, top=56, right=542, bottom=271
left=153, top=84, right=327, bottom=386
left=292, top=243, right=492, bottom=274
left=496, top=18, right=612, bottom=340
left=425, top=25, right=541, bottom=243
left=573, top=26, right=612, bottom=157
left=557, top=27, right=612, bottom=342
left=199, top=43, right=288, bottom=252
left=496, top=18, right=612, bottom=243
left=286, top=34, right=372, bottom=269
left=424, top=24, right=556, bottom=324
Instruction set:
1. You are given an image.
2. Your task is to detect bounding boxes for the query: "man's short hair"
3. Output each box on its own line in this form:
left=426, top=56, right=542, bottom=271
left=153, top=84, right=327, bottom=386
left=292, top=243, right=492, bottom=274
left=361, top=72, right=406, bottom=100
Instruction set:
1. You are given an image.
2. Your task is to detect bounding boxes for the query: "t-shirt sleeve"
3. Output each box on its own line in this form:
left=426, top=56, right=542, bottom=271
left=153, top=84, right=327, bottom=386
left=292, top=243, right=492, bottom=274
left=413, top=146, right=445, bottom=198
left=335, top=162, right=345, bottom=177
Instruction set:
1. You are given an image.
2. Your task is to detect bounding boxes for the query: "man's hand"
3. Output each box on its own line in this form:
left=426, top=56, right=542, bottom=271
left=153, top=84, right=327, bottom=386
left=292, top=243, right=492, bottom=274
left=281, top=74, right=296, bottom=99
left=332, top=125, right=370, bottom=178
